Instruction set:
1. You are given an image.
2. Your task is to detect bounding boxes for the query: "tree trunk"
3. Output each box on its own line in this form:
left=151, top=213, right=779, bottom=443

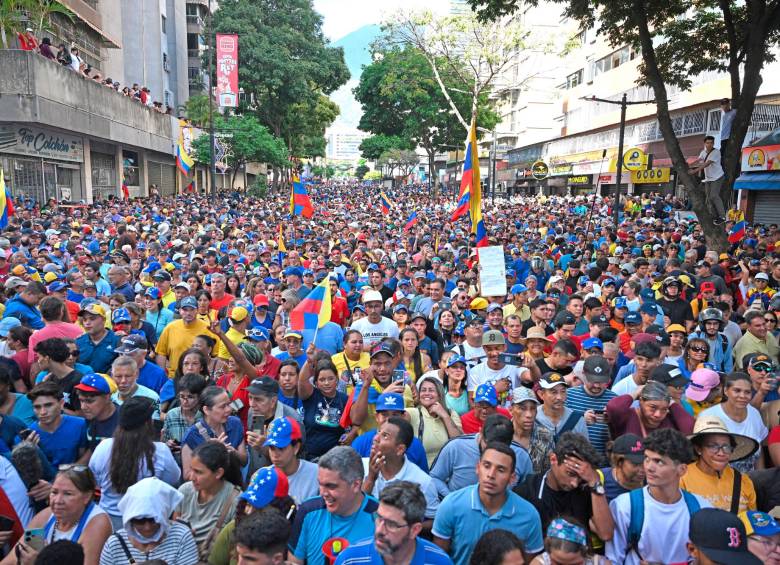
left=632, top=0, right=729, bottom=250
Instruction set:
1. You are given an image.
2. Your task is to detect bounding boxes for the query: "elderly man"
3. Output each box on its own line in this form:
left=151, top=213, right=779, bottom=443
left=107, top=266, right=135, bottom=301
left=734, top=310, right=780, bottom=369
left=114, top=334, right=167, bottom=394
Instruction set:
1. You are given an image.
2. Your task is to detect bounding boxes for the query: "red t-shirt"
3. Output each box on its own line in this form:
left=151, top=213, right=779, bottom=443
left=330, top=296, right=350, bottom=327
left=210, top=293, right=235, bottom=312
left=216, top=373, right=250, bottom=429
left=460, top=407, right=512, bottom=434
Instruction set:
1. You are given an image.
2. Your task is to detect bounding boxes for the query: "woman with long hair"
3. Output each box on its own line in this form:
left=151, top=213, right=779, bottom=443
left=272, top=290, right=300, bottom=330
left=186, top=273, right=203, bottom=294
left=407, top=374, right=462, bottom=467
left=298, top=354, right=349, bottom=458
left=215, top=342, right=261, bottom=428
left=160, top=347, right=214, bottom=413
left=174, top=441, right=243, bottom=552
left=181, top=386, right=248, bottom=478
left=399, top=327, right=432, bottom=384
left=225, top=274, right=242, bottom=299
left=331, top=330, right=369, bottom=394
left=195, top=290, right=216, bottom=324
left=1, top=466, right=112, bottom=565
left=88, top=397, right=180, bottom=530
left=443, top=354, right=470, bottom=416
left=162, top=373, right=207, bottom=448
left=144, top=287, right=173, bottom=341
left=436, top=308, right=458, bottom=348
left=678, top=337, right=710, bottom=379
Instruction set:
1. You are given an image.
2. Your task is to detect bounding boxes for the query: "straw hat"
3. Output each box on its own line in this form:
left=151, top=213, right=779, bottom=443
left=688, top=416, right=758, bottom=462
left=525, top=326, right=552, bottom=342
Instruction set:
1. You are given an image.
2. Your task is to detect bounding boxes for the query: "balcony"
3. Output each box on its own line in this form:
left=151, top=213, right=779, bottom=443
left=0, top=50, right=174, bottom=154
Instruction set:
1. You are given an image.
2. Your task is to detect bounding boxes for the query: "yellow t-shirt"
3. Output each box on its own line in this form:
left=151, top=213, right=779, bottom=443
left=503, top=303, right=531, bottom=322
left=216, top=327, right=247, bottom=360
left=355, top=381, right=415, bottom=435
left=680, top=462, right=757, bottom=513
left=331, top=351, right=370, bottom=385
left=406, top=405, right=462, bottom=467
left=155, top=319, right=216, bottom=377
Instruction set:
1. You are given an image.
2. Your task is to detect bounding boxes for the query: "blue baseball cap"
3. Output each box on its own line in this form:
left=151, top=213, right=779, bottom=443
left=577, top=275, right=590, bottom=285
left=639, top=302, right=657, bottom=315
left=398, top=279, right=412, bottom=287
left=510, top=283, right=528, bottom=294
left=302, top=269, right=314, bottom=277
left=375, top=393, right=404, bottom=412
left=505, top=269, right=516, bottom=278
left=582, top=337, right=604, bottom=350
left=474, top=383, right=498, bottom=406
left=180, top=296, right=197, bottom=309
left=246, top=327, right=270, bottom=342
left=602, top=277, right=616, bottom=287
left=283, top=267, right=303, bottom=278
left=263, top=417, right=303, bottom=448
left=393, top=303, right=408, bottom=313
left=47, top=281, right=69, bottom=293
left=639, top=288, right=656, bottom=302
left=625, top=311, right=642, bottom=324
left=74, top=373, right=111, bottom=395
left=145, top=287, right=162, bottom=300
left=111, top=307, right=131, bottom=324
left=0, top=317, right=20, bottom=337
left=453, top=321, right=466, bottom=336
left=447, top=354, right=467, bottom=368
left=240, top=466, right=289, bottom=509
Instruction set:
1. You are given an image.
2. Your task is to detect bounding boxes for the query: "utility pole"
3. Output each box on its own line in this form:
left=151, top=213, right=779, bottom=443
left=208, top=0, right=216, bottom=194
left=491, top=129, right=497, bottom=204
left=582, top=94, right=655, bottom=225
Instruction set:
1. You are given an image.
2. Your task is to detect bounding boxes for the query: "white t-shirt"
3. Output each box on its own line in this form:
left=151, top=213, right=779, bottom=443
left=698, top=148, right=725, bottom=181
left=467, top=361, right=528, bottom=393
left=361, top=457, right=439, bottom=518
left=611, top=374, right=642, bottom=397
left=607, top=487, right=711, bottom=565
left=449, top=343, right=485, bottom=370
left=288, top=460, right=319, bottom=505
left=350, top=317, right=400, bottom=347
left=0, top=456, right=33, bottom=526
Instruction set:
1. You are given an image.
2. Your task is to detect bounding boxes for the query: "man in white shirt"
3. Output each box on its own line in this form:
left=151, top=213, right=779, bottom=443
left=689, top=135, right=727, bottom=224
left=719, top=98, right=737, bottom=153
left=449, top=317, right=486, bottom=371
left=350, top=290, right=399, bottom=349
left=467, top=330, right=530, bottom=406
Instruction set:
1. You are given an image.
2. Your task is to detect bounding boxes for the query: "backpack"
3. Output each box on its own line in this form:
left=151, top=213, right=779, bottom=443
left=627, top=488, right=701, bottom=559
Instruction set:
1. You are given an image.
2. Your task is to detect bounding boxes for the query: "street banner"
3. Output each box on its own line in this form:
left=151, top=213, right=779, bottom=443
left=478, top=245, right=507, bottom=297
left=216, top=34, right=239, bottom=107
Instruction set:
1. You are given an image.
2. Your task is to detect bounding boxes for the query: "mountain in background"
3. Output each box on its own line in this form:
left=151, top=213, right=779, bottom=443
left=329, top=24, right=381, bottom=129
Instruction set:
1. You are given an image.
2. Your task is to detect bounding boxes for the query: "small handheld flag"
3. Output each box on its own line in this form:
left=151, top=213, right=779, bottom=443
left=728, top=210, right=746, bottom=244
left=290, top=174, right=314, bottom=218
left=289, top=277, right=332, bottom=332
left=121, top=178, right=129, bottom=200
left=380, top=191, right=392, bottom=215
left=403, top=211, right=419, bottom=232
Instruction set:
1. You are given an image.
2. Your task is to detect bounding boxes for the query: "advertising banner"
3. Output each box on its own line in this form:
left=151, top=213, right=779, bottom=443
left=216, top=34, right=239, bottom=107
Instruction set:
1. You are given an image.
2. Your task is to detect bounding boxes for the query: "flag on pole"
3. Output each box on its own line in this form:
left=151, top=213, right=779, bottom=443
left=0, top=169, right=13, bottom=229
left=290, top=173, right=314, bottom=218
left=277, top=224, right=287, bottom=266
left=728, top=210, right=746, bottom=244
left=403, top=211, right=419, bottom=231
left=175, top=120, right=194, bottom=176
left=289, top=276, right=332, bottom=332
left=380, top=191, right=393, bottom=214
left=452, top=118, right=488, bottom=247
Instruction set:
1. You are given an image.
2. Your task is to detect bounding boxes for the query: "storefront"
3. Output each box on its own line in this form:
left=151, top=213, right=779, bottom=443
left=631, top=167, right=675, bottom=196
left=0, top=123, right=84, bottom=203
left=735, top=130, right=780, bottom=224
left=568, top=174, right=594, bottom=195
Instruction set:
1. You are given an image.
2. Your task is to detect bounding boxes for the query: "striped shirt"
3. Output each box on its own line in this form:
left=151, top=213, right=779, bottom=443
left=99, top=522, right=199, bottom=565
left=565, top=385, right=617, bottom=455
left=335, top=536, right=453, bottom=564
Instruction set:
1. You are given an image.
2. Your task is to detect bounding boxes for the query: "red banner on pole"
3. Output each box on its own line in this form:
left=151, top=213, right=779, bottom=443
left=215, top=33, right=238, bottom=107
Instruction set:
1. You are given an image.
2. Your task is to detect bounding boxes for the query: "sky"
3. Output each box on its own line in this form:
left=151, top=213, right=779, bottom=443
left=313, top=0, right=451, bottom=42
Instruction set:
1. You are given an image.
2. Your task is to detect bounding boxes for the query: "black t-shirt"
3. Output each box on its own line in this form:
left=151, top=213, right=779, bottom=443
left=302, top=389, right=348, bottom=458
left=536, top=358, right=573, bottom=377
left=521, top=319, right=554, bottom=337
left=46, top=370, right=84, bottom=412
left=514, top=472, right=593, bottom=534
left=656, top=297, right=694, bottom=326
left=86, top=405, right=120, bottom=451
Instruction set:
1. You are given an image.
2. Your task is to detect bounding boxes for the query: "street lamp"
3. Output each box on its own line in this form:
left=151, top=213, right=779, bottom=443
left=582, top=94, right=655, bottom=225
left=208, top=0, right=216, bottom=194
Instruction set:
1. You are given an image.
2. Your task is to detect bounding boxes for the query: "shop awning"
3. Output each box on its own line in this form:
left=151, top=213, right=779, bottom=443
left=734, top=172, right=780, bottom=191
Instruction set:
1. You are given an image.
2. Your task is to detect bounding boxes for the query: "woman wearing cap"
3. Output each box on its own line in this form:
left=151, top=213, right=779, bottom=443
left=700, top=372, right=768, bottom=473
left=530, top=517, right=609, bottom=565
left=740, top=510, right=780, bottom=564
left=144, top=287, right=173, bottom=341
left=440, top=352, right=470, bottom=416
left=88, top=397, right=181, bottom=530
left=182, top=386, right=248, bottom=478
left=677, top=337, right=710, bottom=379
left=2, top=465, right=111, bottom=565
left=606, top=380, right=695, bottom=438
left=407, top=374, right=462, bottom=467
left=272, top=290, right=300, bottom=331
left=207, top=466, right=296, bottom=565
left=681, top=416, right=758, bottom=514
left=174, top=441, right=242, bottom=556
left=98, top=477, right=199, bottom=564
left=297, top=353, right=349, bottom=458
left=399, top=328, right=432, bottom=384
left=664, top=324, right=687, bottom=365
left=510, top=386, right=554, bottom=474
left=392, top=304, right=409, bottom=331
left=684, top=367, right=722, bottom=418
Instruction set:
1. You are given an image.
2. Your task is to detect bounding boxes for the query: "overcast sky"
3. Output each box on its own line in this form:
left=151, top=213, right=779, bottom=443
left=313, top=0, right=451, bottom=41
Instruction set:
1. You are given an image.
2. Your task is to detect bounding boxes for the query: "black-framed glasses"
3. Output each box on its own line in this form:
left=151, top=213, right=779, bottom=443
left=130, top=517, right=157, bottom=525
left=704, top=443, right=734, bottom=454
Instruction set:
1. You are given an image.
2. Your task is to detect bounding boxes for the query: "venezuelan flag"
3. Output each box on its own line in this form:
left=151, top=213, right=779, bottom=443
left=403, top=211, right=419, bottom=232
left=0, top=169, right=13, bottom=229
left=463, top=118, right=488, bottom=247
left=380, top=191, right=392, bottom=214
left=290, top=174, right=314, bottom=218
left=176, top=120, right=194, bottom=176
left=728, top=210, right=746, bottom=244
left=289, top=276, right=332, bottom=332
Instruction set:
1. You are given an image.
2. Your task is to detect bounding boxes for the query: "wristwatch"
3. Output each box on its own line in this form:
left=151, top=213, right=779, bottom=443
left=590, top=480, right=606, bottom=496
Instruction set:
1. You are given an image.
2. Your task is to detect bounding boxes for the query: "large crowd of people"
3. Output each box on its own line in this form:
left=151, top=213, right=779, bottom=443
left=0, top=178, right=775, bottom=565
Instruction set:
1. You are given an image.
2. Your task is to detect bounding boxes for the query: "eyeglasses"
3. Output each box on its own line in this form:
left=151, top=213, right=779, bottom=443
left=752, top=535, right=780, bottom=551
left=375, top=514, right=410, bottom=533
left=689, top=346, right=709, bottom=353
left=68, top=350, right=80, bottom=357
left=704, top=443, right=734, bottom=454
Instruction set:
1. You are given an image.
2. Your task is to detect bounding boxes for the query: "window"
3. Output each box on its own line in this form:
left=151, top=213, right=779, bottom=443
left=161, top=15, right=166, bottom=34
left=163, top=53, right=170, bottom=72
left=566, top=69, right=583, bottom=89
left=122, top=151, right=140, bottom=187
left=593, top=45, right=640, bottom=77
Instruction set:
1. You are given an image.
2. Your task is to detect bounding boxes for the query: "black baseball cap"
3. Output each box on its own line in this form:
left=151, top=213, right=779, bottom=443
left=649, top=363, right=688, bottom=388
left=689, top=508, right=760, bottom=565
left=247, top=376, right=279, bottom=397
left=611, top=433, right=645, bottom=464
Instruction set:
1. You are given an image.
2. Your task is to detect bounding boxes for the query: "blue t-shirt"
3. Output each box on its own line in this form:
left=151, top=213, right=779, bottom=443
left=3, top=296, right=44, bottom=330
left=352, top=430, right=429, bottom=473
left=138, top=361, right=168, bottom=394
left=432, top=485, right=544, bottom=565
left=274, top=350, right=308, bottom=368
left=306, top=322, right=344, bottom=355
left=31, top=414, right=88, bottom=466
left=10, top=393, right=35, bottom=426
left=289, top=495, right=379, bottom=564
left=335, top=536, right=453, bottom=565
left=182, top=416, right=244, bottom=451
left=75, top=331, right=119, bottom=374
left=301, top=389, right=348, bottom=458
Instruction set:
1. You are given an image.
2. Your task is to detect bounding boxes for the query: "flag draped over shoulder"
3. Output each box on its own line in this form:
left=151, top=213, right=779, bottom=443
left=289, top=277, right=332, bottom=332
left=290, top=174, right=314, bottom=218
left=452, top=118, right=487, bottom=247
left=175, top=120, right=194, bottom=176
left=728, top=210, right=746, bottom=244
left=380, top=191, right=393, bottom=214
left=0, top=169, right=13, bottom=229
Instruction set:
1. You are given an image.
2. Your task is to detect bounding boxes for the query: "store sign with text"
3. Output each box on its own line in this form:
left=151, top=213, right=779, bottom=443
left=568, top=175, right=593, bottom=185
left=631, top=168, right=671, bottom=184
left=0, top=125, right=83, bottom=162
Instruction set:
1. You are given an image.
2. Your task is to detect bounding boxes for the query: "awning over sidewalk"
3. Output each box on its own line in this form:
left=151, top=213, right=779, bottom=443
left=734, top=172, right=780, bottom=191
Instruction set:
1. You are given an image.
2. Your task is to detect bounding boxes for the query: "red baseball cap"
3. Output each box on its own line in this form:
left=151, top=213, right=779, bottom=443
left=253, top=294, right=270, bottom=307
left=700, top=282, right=716, bottom=292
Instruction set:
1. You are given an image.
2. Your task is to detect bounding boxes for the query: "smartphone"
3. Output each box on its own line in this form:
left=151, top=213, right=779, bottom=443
left=251, top=414, right=266, bottom=432
left=18, top=429, right=33, bottom=441
left=0, top=515, right=14, bottom=532
left=392, top=369, right=405, bottom=383
left=24, top=528, right=45, bottom=551
left=498, top=353, right=524, bottom=366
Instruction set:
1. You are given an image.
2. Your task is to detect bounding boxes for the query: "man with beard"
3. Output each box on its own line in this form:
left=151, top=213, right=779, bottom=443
left=335, top=481, right=452, bottom=565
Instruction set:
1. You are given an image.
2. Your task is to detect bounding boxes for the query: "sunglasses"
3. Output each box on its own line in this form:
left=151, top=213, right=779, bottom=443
left=130, top=517, right=157, bottom=525
left=689, top=346, right=709, bottom=353
left=58, top=464, right=88, bottom=472
left=68, top=350, right=80, bottom=357
left=752, top=364, right=773, bottom=373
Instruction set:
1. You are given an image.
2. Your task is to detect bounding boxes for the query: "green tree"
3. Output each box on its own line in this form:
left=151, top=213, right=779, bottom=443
left=355, top=164, right=370, bottom=179
left=468, top=0, right=780, bottom=249
left=364, top=170, right=382, bottom=181
left=211, top=0, right=349, bottom=187
left=354, top=46, right=498, bottom=189
left=183, top=94, right=211, bottom=128
left=359, top=135, right=412, bottom=161
left=192, top=115, right=288, bottom=188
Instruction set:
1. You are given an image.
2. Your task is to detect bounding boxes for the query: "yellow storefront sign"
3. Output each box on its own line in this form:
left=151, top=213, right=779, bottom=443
left=631, top=168, right=671, bottom=184
left=623, top=147, right=649, bottom=171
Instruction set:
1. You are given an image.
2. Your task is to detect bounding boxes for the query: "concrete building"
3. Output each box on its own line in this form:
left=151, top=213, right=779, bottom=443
left=185, top=0, right=214, bottom=97
left=325, top=128, right=369, bottom=162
